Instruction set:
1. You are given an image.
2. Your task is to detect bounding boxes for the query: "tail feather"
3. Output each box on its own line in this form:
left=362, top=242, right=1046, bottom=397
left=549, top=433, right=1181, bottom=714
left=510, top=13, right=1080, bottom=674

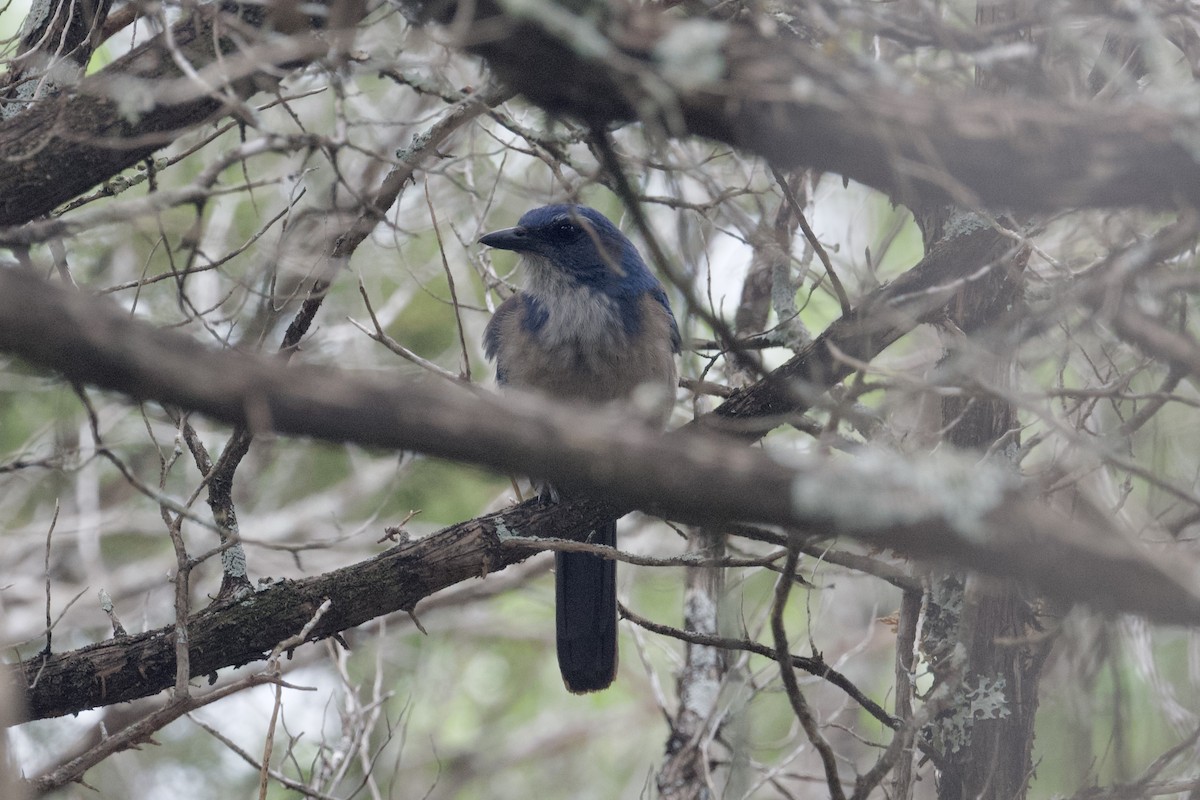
left=555, top=520, right=618, bottom=693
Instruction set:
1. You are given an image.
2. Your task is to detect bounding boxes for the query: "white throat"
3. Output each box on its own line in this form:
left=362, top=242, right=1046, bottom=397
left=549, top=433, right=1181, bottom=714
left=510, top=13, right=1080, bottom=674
left=519, top=253, right=625, bottom=349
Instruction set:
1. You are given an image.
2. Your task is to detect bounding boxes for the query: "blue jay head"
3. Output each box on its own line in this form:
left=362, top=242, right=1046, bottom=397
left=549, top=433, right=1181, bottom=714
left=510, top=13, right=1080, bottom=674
left=479, top=205, right=656, bottom=294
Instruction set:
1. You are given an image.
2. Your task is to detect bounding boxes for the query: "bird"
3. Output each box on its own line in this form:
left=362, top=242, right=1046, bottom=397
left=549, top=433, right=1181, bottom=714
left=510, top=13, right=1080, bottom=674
left=480, top=204, right=680, bottom=693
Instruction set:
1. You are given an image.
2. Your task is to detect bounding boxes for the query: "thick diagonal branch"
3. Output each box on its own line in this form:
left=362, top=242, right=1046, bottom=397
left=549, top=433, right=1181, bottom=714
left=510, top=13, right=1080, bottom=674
left=6, top=220, right=1200, bottom=722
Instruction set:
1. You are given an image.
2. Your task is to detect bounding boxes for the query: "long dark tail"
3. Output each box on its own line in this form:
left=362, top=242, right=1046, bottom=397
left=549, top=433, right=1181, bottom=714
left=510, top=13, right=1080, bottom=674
left=555, top=520, right=618, bottom=693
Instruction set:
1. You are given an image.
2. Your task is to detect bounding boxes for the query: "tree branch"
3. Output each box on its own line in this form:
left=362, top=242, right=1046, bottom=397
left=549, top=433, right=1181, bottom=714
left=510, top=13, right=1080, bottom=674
left=6, top=230, right=1200, bottom=722
left=0, top=0, right=366, bottom=227
left=0, top=0, right=1197, bottom=230
left=434, top=0, right=1200, bottom=211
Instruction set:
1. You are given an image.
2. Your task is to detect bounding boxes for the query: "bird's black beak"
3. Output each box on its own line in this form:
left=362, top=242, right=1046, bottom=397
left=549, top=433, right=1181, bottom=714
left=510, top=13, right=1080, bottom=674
left=479, top=226, right=530, bottom=252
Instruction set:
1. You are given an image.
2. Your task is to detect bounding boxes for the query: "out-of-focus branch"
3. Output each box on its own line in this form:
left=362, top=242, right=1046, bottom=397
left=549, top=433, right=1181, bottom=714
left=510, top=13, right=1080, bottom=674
left=771, top=544, right=845, bottom=799
left=424, top=0, right=1200, bottom=212
left=0, top=217, right=1027, bottom=513
left=9, top=428, right=1195, bottom=726
left=623, top=603, right=899, bottom=731
left=1, top=0, right=1199, bottom=230
left=7, top=231, right=1200, bottom=724
left=1, top=0, right=114, bottom=119
left=657, top=527, right=726, bottom=799
left=31, top=666, right=290, bottom=792
left=1080, top=214, right=1200, bottom=380
left=186, top=82, right=511, bottom=601
left=708, top=217, right=1017, bottom=428
left=0, top=0, right=366, bottom=226
left=0, top=226, right=1195, bottom=618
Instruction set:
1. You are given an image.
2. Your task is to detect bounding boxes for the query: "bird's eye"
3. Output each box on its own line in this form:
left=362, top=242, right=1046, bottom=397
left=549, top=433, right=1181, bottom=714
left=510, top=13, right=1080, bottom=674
left=554, top=221, right=576, bottom=237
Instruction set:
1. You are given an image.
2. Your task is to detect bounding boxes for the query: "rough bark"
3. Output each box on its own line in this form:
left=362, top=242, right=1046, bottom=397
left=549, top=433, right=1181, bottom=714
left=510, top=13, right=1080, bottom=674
left=0, top=0, right=364, bottom=227
left=0, top=0, right=114, bottom=119
left=5, top=231, right=1200, bottom=723
left=440, top=0, right=1200, bottom=211
left=11, top=498, right=590, bottom=723
left=925, top=8, right=1049, bottom=794
left=0, top=0, right=1198, bottom=230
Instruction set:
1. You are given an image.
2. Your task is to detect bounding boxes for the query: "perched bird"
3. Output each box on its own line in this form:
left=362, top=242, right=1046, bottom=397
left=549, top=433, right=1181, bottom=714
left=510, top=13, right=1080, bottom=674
left=481, top=204, right=680, bottom=693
